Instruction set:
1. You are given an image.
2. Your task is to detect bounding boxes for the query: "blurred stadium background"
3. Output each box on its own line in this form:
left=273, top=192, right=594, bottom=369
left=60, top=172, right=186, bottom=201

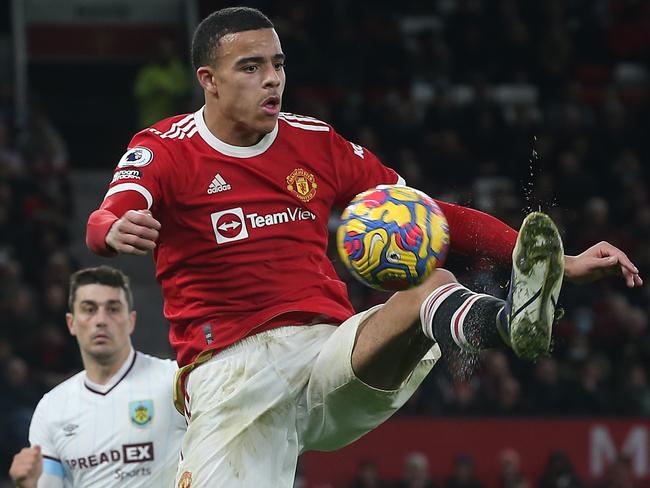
left=0, top=0, right=648, bottom=487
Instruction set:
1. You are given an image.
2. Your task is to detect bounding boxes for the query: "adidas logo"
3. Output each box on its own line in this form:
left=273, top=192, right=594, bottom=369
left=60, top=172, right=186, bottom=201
left=207, top=174, right=231, bottom=194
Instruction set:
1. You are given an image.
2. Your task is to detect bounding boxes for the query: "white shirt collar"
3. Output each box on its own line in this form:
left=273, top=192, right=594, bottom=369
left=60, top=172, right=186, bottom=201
left=194, top=106, right=278, bottom=158
left=83, top=348, right=136, bottom=395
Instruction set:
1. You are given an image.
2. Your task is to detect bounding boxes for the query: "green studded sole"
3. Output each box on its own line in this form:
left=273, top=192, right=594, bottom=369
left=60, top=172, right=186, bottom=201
left=510, top=212, right=564, bottom=361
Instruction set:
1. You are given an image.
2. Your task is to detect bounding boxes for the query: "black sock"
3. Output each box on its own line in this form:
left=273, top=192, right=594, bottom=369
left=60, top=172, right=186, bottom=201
left=420, top=283, right=508, bottom=352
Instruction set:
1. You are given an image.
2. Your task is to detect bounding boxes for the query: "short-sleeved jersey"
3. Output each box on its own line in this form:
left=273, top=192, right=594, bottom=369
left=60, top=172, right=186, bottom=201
left=101, top=108, right=401, bottom=366
left=29, top=350, right=185, bottom=487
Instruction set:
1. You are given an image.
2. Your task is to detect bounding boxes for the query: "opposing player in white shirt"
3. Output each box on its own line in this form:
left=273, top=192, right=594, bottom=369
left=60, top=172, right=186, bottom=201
left=9, top=266, right=185, bottom=488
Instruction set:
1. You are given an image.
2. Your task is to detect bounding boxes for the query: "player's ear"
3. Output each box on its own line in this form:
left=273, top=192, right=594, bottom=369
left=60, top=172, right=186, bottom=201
left=65, top=313, right=76, bottom=336
left=128, top=310, right=137, bottom=334
left=197, top=66, right=218, bottom=95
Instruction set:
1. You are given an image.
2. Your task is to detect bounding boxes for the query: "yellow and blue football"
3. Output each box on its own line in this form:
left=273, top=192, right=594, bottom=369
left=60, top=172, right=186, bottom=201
left=337, top=185, right=450, bottom=291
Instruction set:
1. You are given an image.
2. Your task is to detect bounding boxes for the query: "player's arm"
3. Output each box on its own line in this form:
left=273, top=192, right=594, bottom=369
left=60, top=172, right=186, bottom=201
left=433, top=200, right=517, bottom=265
left=436, top=201, right=642, bottom=286
left=9, top=446, right=64, bottom=488
left=15, top=398, right=65, bottom=488
left=432, top=201, right=642, bottom=286
left=329, top=128, right=642, bottom=286
left=88, top=204, right=160, bottom=256
left=86, top=141, right=165, bottom=256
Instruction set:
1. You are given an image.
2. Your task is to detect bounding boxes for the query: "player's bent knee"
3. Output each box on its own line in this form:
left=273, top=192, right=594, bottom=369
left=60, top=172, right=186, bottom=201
left=423, top=268, right=457, bottom=288
left=410, top=268, right=458, bottom=303
left=377, top=269, right=458, bottom=327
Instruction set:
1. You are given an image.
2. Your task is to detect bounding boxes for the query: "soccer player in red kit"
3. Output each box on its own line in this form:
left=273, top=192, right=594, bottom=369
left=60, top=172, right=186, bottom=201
left=86, top=7, right=643, bottom=487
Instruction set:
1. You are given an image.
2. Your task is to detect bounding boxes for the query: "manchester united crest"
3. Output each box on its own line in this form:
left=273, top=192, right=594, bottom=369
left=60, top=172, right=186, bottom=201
left=178, top=471, right=192, bottom=488
left=286, top=168, right=317, bottom=202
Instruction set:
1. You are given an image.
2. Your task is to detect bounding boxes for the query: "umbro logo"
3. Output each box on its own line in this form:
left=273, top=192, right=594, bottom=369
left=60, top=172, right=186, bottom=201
left=63, top=423, right=79, bottom=437
left=207, top=174, right=231, bottom=194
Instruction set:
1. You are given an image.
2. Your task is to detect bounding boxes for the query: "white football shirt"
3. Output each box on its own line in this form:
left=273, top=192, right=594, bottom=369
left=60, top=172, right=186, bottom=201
left=29, top=349, right=185, bottom=487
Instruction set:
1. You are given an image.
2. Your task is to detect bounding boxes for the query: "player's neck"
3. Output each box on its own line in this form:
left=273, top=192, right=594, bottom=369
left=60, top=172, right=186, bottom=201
left=83, top=346, right=133, bottom=385
left=203, top=104, right=266, bottom=146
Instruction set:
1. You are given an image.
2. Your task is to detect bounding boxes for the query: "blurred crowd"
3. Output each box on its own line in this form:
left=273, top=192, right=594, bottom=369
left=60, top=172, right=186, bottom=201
left=336, top=448, right=635, bottom=488
left=270, top=0, right=649, bottom=421
left=0, top=93, right=81, bottom=475
left=1, top=0, right=649, bottom=485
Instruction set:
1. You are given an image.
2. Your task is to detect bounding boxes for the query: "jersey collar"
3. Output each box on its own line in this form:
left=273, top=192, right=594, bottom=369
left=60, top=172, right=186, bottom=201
left=194, top=106, right=278, bottom=158
left=83, top=348, right=136, bottom=396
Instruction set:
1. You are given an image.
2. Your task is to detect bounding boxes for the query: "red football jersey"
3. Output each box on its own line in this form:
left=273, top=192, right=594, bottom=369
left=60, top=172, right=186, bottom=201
left=96, top=109, right=401, bottom=366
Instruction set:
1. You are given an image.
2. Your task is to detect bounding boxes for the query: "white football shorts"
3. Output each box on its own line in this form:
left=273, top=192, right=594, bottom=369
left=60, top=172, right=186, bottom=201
left=175, top=305, right=441, bottom=487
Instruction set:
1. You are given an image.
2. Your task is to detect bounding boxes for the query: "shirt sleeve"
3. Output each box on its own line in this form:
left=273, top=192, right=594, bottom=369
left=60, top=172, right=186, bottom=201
left=86, top=130, right=171, bottom=255
left=102, top=131, right=169, bottom=213
left=435, top=200, right=517, bottom=264
left=29, top=397, right=65, bottom=487
left=330, top=130, right=403, bottom=207
left=37, top=471, right=65, bottom=488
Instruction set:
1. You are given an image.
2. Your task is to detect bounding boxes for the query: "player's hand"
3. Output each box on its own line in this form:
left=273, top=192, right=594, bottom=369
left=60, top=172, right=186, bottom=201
left=106, top=209, right=161, bottom=256
left=564, top=241, right=643, bottom=288
left=9, top=445, right=42, bottom=488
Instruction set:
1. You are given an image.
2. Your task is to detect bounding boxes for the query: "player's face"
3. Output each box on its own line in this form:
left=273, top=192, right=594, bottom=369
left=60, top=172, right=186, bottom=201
left=66, top=284, right=135, bottom=363
left=206, top=28, right=285, bottom=143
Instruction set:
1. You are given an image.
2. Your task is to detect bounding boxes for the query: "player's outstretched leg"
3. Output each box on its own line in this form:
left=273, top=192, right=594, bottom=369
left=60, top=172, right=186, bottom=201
left=350, top=212, right=564, bottom=391
left=421, top=212, right=564, bottom=361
